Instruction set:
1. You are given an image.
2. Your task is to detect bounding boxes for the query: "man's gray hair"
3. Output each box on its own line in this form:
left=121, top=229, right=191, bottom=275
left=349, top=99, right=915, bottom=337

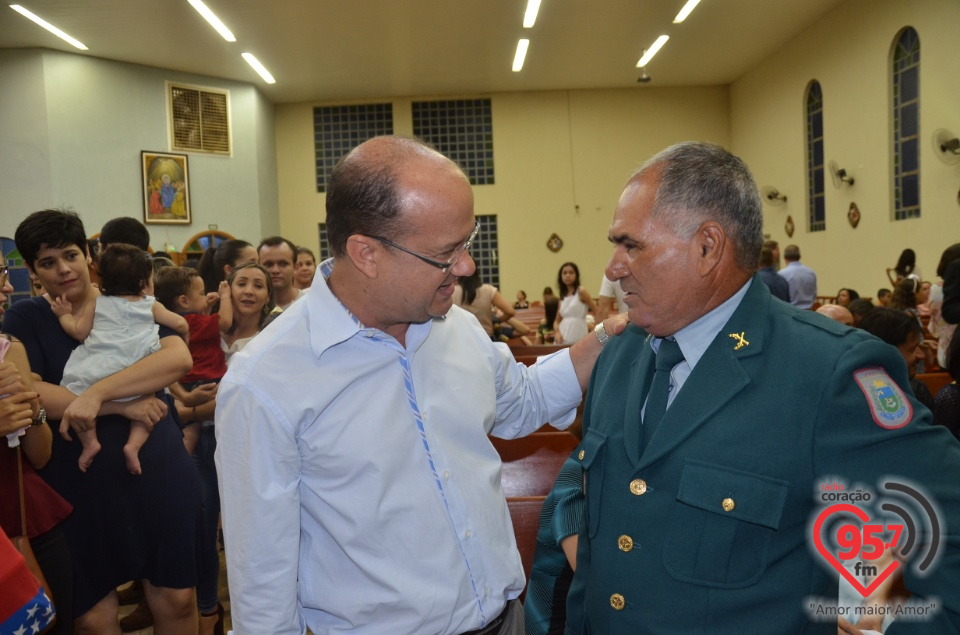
left=635, top=141, right=763, bottom=271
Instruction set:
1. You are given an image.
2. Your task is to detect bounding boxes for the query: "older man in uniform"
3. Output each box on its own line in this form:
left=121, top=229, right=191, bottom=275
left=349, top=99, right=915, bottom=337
left=216, top=135, right=626, bottom=635
left=565, top=142, right=960, bottom=634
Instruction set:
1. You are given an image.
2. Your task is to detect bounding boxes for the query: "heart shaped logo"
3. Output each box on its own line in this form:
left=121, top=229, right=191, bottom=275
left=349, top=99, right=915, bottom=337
left=812, top=503, right=900, bottom=597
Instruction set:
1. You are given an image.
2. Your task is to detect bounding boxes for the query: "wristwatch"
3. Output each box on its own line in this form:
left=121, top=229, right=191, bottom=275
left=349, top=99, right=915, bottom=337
left=32, top=404, right=47, bottom=427
left=594, top=322, right=611, bottom=347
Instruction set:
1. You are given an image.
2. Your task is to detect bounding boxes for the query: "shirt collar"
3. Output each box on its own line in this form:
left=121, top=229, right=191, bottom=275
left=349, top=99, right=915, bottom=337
left=651, top=277, right=753, bottom=371
left=308, top=258, right=434, bottom=357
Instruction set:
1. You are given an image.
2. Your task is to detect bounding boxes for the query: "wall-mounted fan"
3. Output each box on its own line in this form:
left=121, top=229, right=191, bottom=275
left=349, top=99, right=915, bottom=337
left=828, top=161, right=855, bottom=187
left=760, top=186, right=787, bottom=207
left=932, top=128, right=960, bottom=166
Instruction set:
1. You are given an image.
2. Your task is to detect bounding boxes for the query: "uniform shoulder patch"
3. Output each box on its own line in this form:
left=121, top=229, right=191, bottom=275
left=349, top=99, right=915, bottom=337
left=853, top=367, right=913, bottom=429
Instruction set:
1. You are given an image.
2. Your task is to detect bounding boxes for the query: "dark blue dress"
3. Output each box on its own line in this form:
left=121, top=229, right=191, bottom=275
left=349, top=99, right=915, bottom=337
left=3, top=296, right=202, bottom=616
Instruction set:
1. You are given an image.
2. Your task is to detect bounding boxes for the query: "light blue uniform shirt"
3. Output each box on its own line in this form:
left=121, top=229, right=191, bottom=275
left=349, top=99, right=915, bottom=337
left=216, top=260, right=582, bottom=635
left=649, top=278, right=752, bottom=412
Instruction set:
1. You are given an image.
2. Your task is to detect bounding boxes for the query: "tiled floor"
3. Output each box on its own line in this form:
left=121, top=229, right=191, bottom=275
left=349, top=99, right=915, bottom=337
left=117, top=549, right=231, bottom=634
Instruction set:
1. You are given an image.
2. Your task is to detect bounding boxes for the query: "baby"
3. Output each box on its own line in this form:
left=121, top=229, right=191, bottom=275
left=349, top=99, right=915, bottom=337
left=54, top=244, right=188, bottom=474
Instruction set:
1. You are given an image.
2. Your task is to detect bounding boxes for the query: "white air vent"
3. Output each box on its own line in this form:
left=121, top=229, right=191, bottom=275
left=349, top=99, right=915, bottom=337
left=167, top=82, right=231, bottom=155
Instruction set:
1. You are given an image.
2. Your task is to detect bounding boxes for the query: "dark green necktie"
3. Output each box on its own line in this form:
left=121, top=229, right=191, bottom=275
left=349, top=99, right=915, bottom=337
left=643, top=338, right=685, bottom=443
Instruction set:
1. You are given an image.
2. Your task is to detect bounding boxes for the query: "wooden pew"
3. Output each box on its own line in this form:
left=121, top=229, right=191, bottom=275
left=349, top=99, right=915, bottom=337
left=916, top=372, right=952, bottom=397
left=491, top=430, right=580, bottom=600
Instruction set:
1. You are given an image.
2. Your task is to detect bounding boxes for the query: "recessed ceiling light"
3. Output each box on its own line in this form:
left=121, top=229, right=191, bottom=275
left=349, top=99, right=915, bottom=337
left=512, top=39, right=530, bottom=72
left=673, top=0, right=702, bottom=24
left=9, top=4, right=88, bottom=50
left=242, top=52, right=276, bottom=84
left=187, top=0, right=236, bottom=42
left=523, top=0, right=541, bottom=28
left=636, top=35, right=669, bottom=68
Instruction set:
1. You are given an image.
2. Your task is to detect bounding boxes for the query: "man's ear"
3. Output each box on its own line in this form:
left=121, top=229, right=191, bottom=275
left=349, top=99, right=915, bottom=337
left=695, top=222, right=726, bottom=276
left=345, top=235, right=381, bottom=279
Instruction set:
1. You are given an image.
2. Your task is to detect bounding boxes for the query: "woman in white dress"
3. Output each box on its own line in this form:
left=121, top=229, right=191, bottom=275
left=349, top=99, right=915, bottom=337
left=554, top=262, right=597, bottom=345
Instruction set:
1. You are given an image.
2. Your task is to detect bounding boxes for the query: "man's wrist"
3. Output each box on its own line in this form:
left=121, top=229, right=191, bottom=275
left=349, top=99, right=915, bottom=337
left=594, top=322, right=611, bottom=347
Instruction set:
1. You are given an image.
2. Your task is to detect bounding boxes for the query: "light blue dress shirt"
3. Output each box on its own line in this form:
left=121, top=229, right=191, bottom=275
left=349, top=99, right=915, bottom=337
left=215, top=260, right=582, bottom=635
left=648, top=278, right=752, bottom=412
left=777, top=261, right=818, bottom=309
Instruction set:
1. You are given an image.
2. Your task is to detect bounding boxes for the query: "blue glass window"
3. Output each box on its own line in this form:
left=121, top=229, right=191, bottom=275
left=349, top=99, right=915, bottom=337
left=412, top=99, right=495, bottom=186
left=805, top=81, right=825, bottom=232
left=893, top=27, right=920, bottom=220
left=314, top=104, right=394, bottom=193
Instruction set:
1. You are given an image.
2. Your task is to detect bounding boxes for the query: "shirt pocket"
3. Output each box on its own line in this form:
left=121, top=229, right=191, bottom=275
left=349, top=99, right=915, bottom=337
left=663, top=459, right=788, bottom=588
left=576, top=428, right=608, bottom=539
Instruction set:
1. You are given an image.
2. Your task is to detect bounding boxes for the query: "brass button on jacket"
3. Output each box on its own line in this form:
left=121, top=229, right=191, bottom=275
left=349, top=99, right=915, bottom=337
left=618, top=535, right=634, bottom=552
left=722, top=497, right=736, bottom=512
left=610, top=593, right=625, bottom=610
left=629, top=479, right=647, bottom=495
left=578, top=449, right=585, bottom=460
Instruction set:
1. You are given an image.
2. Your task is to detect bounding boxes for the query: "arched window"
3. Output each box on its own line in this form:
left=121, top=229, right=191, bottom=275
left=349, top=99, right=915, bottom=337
left=892, top=27, right=920, bottom=220
left=805, top=81, right=825, bottom=232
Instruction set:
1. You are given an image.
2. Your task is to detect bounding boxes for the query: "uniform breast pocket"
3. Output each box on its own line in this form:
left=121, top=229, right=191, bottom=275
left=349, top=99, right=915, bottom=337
left=663, top=459, right=788, bottom=588
left=577, top=428, right=607, bottom=539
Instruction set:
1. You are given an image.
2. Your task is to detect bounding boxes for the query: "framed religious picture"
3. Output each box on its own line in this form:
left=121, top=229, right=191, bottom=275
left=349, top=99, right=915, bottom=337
left=142, top=151, right=191, bottom=225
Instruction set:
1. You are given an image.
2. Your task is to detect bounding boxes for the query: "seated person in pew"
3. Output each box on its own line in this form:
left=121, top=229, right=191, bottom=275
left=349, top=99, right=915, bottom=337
left=859, top=308, right=935, bottom=409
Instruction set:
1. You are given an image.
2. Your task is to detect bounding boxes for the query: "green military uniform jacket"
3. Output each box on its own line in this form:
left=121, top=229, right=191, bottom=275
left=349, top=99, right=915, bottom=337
left=566, top=275, right=960, bottom=634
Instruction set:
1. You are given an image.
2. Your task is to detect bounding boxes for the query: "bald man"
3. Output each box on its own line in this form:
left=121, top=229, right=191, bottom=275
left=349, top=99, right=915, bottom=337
left=816, top=303, right=854, bottom=325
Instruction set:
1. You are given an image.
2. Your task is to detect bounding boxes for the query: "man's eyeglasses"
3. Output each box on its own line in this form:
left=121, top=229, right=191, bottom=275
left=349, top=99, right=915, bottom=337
left=368, top=221, right=479, bottom=273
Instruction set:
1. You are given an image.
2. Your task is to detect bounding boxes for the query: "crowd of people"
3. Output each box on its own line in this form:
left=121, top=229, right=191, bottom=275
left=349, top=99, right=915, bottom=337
left=2, top=136, right=960, bottom=635
left=0, top=211, right=303, bottom=635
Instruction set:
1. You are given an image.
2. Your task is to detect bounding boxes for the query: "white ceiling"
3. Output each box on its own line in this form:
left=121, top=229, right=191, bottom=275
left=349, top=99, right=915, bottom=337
left=0, top=0, right=845, bottom=104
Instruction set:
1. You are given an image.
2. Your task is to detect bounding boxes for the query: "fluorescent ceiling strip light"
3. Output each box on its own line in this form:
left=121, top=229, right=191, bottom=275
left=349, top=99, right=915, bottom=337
left=512, top=39, right=530, bottom=72
left=187, top=0, right=236, bottom=42
left=9, top=4, right=88, bottom=50
left=242, top=52, right=276, bottom=84
left=636, top=35, right=669, bottom=68
left=673, top=0, right=702, bottom=23
left=522, top=0, right=541, bottom=28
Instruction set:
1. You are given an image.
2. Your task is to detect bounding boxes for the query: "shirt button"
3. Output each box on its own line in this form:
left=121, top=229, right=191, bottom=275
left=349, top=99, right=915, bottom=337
left=629, top=479, right=647, bottom=496
left=465, top=530, right=472, bottom=538
left=722, top=497, right=735, bottom=512
left=443, top=471, right=450, bottom=480
left=617, top=535, right=634, bottom=552
left=610, top=593, right=625, bottom=610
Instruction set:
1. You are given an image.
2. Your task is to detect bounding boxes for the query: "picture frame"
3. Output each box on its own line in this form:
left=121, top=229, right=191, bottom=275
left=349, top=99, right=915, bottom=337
left=142, top=151, right=191, bottom=225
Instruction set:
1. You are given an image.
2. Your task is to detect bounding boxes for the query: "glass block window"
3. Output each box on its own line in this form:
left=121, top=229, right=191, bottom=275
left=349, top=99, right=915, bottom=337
left=412, top=99, right=494, bottom=185
left=805, top=81, right=825, bottom=232
left=314, top=104, right=394, bottom=192
left=317, top=223, right=331, bottom=263
left=892, top=27, right=920, bottom=220
left=473, top=215, right=499, bottom=290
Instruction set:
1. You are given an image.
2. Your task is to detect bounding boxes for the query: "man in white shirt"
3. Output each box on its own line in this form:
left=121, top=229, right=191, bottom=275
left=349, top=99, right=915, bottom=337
left=595, top=275, right=624, bottom=321
left=216, top=136, right=625, bottom=635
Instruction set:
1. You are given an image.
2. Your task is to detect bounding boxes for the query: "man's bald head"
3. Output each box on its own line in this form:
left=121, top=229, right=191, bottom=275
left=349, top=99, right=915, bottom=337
left=816, top=304, right=853, bottom=326
left=325, top=136, right=463, bottom=257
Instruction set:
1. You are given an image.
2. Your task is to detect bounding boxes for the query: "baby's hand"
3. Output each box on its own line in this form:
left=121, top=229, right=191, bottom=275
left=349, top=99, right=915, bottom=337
left=218, top=281, right=230, bottom=296
left=51, top=295, right=73, bottom=318
left=205, top=291, right=220, bottom=307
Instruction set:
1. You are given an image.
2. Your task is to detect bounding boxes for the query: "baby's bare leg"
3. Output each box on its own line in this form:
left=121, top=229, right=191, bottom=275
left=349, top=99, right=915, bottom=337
left=76, top=427, right=101, bottom=472
left=123, top=421, right=150, bottom=475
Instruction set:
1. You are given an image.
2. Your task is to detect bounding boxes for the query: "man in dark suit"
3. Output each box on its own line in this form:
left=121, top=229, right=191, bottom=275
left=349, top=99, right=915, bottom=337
left=565, top=141, right=960, bottom=634
left=758, top=246, right=789, bottom=302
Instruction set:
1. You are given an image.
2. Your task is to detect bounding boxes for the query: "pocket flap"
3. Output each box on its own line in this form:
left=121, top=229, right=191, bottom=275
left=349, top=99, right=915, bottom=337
left=676, top=459, right=788, bottom=529
left=576, top=428, right=607, bottom=469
